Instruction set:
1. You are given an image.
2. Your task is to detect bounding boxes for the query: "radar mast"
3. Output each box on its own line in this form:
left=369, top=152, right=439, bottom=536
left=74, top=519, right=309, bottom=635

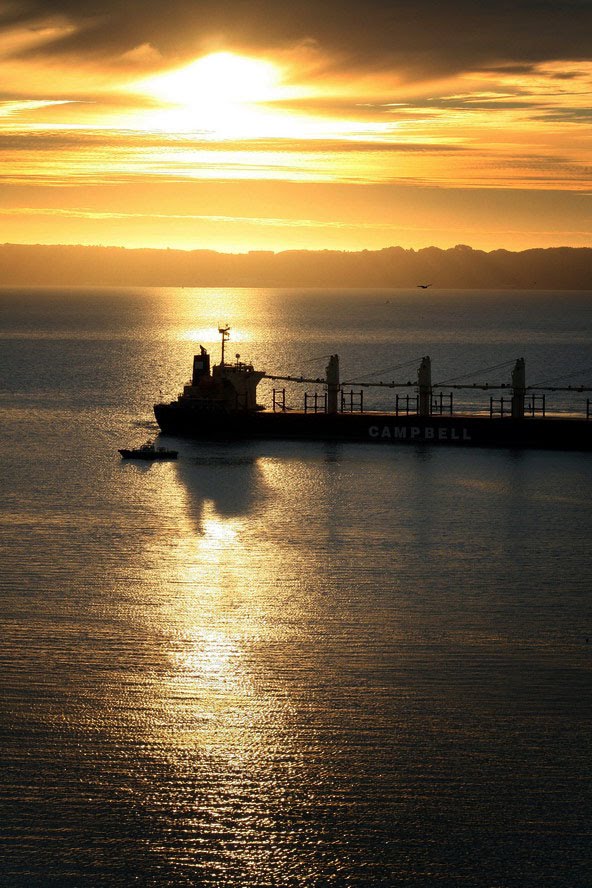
left=218, top=324, right=230, bottom=366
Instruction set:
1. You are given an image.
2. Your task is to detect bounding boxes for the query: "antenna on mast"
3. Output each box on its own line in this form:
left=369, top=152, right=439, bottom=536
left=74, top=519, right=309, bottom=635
left=218, top=324, right=230, bottom=366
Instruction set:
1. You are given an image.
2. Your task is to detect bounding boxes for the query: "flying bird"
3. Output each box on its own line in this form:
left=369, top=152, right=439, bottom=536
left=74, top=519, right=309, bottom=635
left=417, top=283, right=432, bottom=289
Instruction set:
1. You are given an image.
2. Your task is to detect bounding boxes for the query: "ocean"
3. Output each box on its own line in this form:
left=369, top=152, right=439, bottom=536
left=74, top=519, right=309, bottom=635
left=1, top=287, right=591, bottom=887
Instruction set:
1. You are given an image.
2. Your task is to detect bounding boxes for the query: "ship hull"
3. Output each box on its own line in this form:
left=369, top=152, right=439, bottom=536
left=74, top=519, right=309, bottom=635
left=154, top=404, right=592, bottom=451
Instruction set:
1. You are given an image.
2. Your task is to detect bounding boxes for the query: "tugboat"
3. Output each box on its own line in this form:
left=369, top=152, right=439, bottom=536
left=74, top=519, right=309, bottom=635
left=153, top=326, right=592, bottom=451
left=118, top=440, right=178, bottom=460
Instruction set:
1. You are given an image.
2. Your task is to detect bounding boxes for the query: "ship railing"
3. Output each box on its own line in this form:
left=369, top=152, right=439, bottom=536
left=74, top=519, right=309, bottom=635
left=394, top=394, right=419, bottom=416
left=431, top=392, right=454, bottom=415
left=490, top=392, right=591, bottom=418
left=304, top=391, right=327, bottom=413
left=340, top=390, right=364, bottom=413
left=527, top=394, right=546, bottom=417
left=272, top=388, right=287, bottom=412
left=490, top=396, right=511, bottom=418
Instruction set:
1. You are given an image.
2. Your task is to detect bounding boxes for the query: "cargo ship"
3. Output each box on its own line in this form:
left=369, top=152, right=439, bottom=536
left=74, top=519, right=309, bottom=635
left=154, top=326, right=592, bottom=451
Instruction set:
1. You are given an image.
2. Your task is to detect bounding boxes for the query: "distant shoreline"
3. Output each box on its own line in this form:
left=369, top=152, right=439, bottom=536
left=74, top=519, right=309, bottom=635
left=1, top=243, right=590, bottom=289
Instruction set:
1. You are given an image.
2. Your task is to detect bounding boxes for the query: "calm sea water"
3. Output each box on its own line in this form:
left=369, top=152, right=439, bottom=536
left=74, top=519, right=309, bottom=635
left=1, top=287, right=591, bottom=887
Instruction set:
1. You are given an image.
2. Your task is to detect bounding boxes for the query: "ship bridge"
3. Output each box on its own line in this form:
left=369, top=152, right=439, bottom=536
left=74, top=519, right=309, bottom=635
left=180, top=327, right=265, bottom=412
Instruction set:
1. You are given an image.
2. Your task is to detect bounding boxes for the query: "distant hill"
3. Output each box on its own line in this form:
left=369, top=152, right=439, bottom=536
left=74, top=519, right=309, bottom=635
left=0, top=243, right=590, bottom=289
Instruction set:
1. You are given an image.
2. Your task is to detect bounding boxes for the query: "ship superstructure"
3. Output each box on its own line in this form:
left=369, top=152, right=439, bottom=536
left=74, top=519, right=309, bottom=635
left=180, top=326, right=265, bottom=414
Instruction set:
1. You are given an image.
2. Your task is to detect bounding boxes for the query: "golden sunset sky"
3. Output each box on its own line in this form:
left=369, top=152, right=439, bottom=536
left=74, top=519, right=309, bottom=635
left=1, top=0, right=590, bottom=252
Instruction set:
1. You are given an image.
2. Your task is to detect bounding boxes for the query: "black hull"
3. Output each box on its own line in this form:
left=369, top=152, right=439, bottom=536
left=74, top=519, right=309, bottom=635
left=154, top=404, right=592, bottom=452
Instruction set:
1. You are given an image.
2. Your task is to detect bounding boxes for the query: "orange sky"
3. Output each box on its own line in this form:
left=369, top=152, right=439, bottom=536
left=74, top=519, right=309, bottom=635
left=0, top=1, right=590, bottom=253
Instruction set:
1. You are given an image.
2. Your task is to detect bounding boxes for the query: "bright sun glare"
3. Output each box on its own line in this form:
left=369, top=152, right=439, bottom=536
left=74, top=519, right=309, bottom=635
left=146, top=52, right=280, bottom=106
left=135, top=52, right=289, bottom=136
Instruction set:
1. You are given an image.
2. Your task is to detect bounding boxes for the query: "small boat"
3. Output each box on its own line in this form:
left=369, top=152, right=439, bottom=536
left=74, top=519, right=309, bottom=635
left=119, top=441, right=178, bottom=460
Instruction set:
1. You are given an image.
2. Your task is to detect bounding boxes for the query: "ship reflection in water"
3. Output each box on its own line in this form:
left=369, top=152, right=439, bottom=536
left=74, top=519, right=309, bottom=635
left=114, top=445, right=380, bottom=882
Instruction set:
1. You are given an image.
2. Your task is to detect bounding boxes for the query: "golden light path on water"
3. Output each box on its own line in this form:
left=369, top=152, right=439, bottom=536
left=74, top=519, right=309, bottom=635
left=104, top=448, right=369, bottom=879
left=180, top=327, right=251, bottom=345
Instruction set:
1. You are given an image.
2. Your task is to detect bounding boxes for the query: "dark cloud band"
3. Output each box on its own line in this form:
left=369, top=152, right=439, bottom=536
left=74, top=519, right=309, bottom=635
left=4, top=0, right=592, bottom=76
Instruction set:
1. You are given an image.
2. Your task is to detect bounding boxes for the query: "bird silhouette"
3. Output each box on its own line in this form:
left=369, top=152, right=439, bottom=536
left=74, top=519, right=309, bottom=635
left=417, top=283, right=432, bottom=289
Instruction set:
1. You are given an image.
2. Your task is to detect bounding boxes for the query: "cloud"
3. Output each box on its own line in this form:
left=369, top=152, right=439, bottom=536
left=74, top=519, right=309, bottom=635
left=0, top=205, right=405, bottom=229
left=2, top=1, right=591, bottom=80
left=0, top=128, right=467, bottom=155
left=533, top=108, right=592, bottom=123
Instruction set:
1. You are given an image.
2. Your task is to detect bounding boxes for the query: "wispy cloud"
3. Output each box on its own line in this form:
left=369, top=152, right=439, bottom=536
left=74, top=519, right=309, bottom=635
left=4, top=205, right=589, bottom=239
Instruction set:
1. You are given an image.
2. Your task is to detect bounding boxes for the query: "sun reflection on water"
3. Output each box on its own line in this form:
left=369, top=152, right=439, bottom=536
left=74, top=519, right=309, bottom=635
left=179, top=326, right=251, bottom=346
left=135, top=479, right=281, bottom=752
left=100, top=447, right=377, bottom=880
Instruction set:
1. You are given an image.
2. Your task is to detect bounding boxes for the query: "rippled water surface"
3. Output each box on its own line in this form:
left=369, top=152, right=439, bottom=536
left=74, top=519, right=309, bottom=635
left=1, top=288, right=591, bottom=887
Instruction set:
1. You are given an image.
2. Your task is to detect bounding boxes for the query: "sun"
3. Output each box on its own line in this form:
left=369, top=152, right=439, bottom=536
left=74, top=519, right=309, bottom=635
left=134, top=52, right=288, bottom=136
left=144, top=52, right=280, bottom=106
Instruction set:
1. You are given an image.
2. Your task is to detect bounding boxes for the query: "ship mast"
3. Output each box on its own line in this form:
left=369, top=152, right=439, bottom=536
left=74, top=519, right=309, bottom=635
left=218, top=324, right=230, bottom=366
